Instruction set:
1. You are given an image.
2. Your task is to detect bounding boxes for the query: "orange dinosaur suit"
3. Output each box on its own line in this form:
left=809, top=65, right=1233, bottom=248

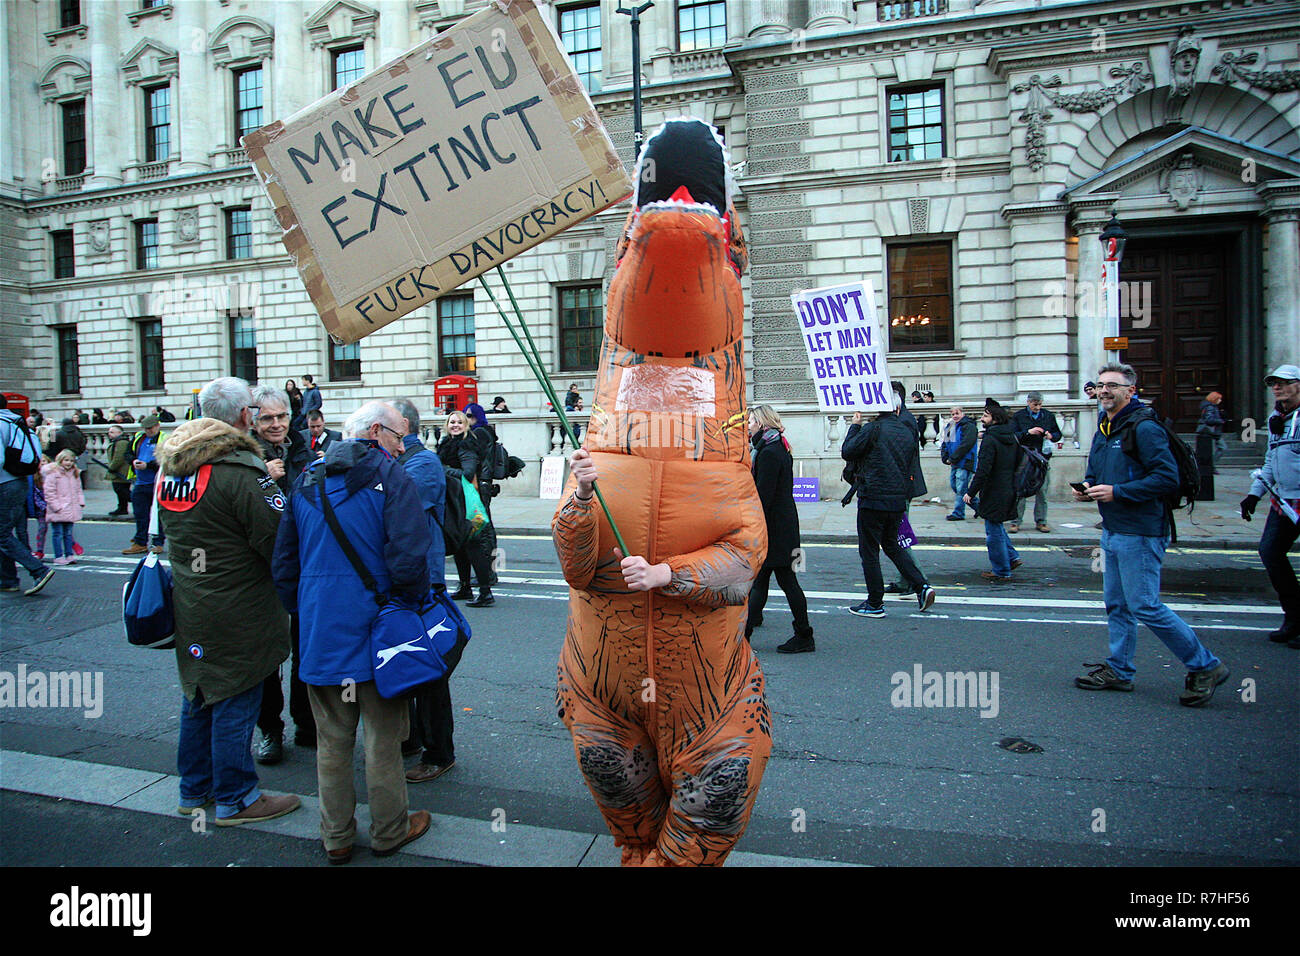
left=552, top=119, right=771, bottom=867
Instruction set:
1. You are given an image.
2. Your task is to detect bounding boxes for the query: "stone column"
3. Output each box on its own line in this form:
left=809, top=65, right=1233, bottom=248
left=1261, top=183, right=1300, bottom=373
left=749, top=0, right=792, bottom=37
left=1002, top=200, right=1072, bottom=394
left=807, top=0, right=852, bottom=32
left=1070, top=196, right=1119, bottom=389
left=273, top=4, right=306, bottom=125
left=176, top=0, right=211, bottom=173
left=86, top=0, right=123, bottom=187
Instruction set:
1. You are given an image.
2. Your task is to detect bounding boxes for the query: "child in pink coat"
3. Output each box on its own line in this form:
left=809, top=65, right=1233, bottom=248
left=42, top=450, right=84, bottom=565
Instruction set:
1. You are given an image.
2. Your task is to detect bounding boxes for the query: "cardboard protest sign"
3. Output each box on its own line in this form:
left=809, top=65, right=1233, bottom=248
left=243, top=0, right=632, bottom=344
left=791, top=280, right=893, bottom=413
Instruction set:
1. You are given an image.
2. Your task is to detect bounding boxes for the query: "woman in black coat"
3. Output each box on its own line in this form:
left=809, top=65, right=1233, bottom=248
left=436, top=410, right=496, bottom=607
left=745, top=405, right=814, bottom=653
left=964, top=401, right=1022, bottom=582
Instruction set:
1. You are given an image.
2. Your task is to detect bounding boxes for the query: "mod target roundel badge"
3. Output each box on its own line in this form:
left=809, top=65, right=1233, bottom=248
left=188, top=644, right=204, bottom=660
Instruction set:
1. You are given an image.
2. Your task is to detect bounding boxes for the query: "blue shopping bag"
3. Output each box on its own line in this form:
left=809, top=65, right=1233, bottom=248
left=123, top=550, right=175, bottom=649
left=123, top=484, right=174, bottom=649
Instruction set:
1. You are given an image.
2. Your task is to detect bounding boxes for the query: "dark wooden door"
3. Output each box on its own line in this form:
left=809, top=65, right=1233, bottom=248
left=1119, top=236, right=1231, bottom=431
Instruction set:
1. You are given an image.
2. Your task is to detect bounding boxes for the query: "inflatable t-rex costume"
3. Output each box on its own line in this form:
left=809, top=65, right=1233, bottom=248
left=553, top=119, right=771, bottom=866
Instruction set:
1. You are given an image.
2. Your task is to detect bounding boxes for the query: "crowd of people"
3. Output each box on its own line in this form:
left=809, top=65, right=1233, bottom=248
left=1, top=358, right=1297, bottom=856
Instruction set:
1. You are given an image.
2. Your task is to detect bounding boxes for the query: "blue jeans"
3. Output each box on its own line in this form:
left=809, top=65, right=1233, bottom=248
left=984, top=519, right=1020, bottom=577
left=178, top=682, right=264, bottom=819
left=0, top=479, right=46, bottom=588
left=949, top=467, right=972, bottom=517
left=50, top=522, right=73, bottom=559
left=1101, top=530, right=1220, bottom=681
left=132, top=483, right=163, bottom=546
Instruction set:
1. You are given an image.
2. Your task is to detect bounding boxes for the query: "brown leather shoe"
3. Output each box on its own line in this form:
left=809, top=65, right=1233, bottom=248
left=214, top=793, right=301, bottom=827
left=1005, top=523, right=1019, bottom=534
left=1010, top=559, right=1023, bottom=571
left=326, top=845, right=353, bottom=865
left=406, top=761, right=455, bottom=783
left=373, top=810, right=432, bottom=857
left=980, top=571, right=1012, bottom=582
left=122, top=542, right=148, bottom=555
left=1036, top=522, right=1051, bottom=533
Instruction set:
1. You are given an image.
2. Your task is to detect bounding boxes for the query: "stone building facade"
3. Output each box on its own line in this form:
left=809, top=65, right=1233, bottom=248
left=2, top=0, right=1297, bottom=493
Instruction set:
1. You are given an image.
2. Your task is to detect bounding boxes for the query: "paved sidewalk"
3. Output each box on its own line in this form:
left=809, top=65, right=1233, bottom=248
left=80, top=468, right=1265, bottom=550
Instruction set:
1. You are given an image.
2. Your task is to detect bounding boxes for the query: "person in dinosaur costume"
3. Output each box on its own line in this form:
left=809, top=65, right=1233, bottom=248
left=552, top=118, right=771, bottom=867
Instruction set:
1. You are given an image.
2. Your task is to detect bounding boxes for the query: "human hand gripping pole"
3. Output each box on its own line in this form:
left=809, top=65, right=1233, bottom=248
left=477, top=267, right=628, bottom=555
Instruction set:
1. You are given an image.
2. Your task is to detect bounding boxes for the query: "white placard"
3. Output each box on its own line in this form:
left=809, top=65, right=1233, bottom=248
left=791, top=279, right=893, bottom=413
left=539, top=455, right=566, bottom=499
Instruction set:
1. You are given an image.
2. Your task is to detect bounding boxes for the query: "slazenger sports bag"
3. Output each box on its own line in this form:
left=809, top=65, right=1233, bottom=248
left=371, top=589, right=470, bottom=699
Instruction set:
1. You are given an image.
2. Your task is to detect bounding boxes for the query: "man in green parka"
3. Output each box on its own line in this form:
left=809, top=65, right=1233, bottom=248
left=155, top=376, right=301, bottom=827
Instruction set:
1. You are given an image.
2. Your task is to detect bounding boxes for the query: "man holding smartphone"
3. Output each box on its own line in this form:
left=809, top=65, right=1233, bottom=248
left=1072, top=362, right=1228, bottom=707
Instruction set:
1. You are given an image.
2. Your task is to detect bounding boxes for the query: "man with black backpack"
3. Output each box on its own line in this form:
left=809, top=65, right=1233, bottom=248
left=1073, top=362, right=1228, bottom=707
left=0, top=395, right=55, bottom=596
left=1010, top=391, right=1062, bottom=532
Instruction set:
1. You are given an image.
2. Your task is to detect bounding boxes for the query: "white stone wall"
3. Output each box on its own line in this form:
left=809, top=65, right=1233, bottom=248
left=3, top=0, right=1297, bottom=481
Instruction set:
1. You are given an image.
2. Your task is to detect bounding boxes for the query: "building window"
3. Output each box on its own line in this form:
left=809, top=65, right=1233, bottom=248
left=52, top=230, right=75, bottom=279
left=59, top=0, right=81, bottom=29
left=56, top=326, right=79, bottom=394
left=887, top=241, right=953, bottom=352
left=331, top=46, right=365, bottom=91
left=329, top=337, right=361, bottom=381
left=135, top=219, right=159, bottom=270
left=559, top=284, right=602, bottom=371
left=888, top=84, right=944, bottom=162
left=226, top=207, right=252, bottom=260
left=437, top=294, right=476, bottom=375
left=559, top=4, right=601, bottom=94
left=138, top=318, right=165, bottom=390
left=678, top=0, right=726, bottom=52
left=144, top=84, right=171, bottom=163
left=233, top=66, right=263, bottom=141
left=61, top=100, right=86, bottom=176
left=230, top=315, right=258, bottom=383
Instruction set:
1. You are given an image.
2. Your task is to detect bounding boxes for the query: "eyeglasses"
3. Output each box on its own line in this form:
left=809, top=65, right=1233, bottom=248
left=257, top=412, right=290, bottom=425
left=378, top=424, right=405, bottom=440
left=1096, top=381, right=1131, bottom=392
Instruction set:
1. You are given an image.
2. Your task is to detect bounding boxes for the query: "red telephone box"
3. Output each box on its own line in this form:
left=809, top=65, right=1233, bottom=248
left=2, top=393, right=30, bottom=418
left=433, top=375, right=477, bottom=415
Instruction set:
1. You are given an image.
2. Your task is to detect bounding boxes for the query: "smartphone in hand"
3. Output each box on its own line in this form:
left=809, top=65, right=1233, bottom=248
left=1070, top=481, right=1089, bottom=494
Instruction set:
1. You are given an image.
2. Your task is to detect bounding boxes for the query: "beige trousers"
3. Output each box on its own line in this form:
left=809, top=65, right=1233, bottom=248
left=307, top=681, right=410, bottom=852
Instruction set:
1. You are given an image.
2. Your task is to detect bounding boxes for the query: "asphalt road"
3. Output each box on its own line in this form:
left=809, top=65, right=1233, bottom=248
left=2, top=517, right=1295, bottom=868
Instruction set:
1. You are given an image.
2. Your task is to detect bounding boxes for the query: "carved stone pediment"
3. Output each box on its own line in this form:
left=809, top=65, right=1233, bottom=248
left=120, top=38, right=179, bottom=86
left=305, top=0, right=379, bottom=48
left=38, top=56, right=92, bottom=102
left=209, top=17, right=275, bottom=67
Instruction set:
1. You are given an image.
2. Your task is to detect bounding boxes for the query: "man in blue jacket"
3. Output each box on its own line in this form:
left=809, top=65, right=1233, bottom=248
left=940, top=406, right=978, bottom=520
left=388, top=398, right=457, bottom=785
left=272, top=400, right=432, bottom=862
left=1073, top=362, right=1228, bottom=706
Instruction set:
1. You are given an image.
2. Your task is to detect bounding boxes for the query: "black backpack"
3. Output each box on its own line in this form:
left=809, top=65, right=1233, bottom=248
left=3, top=416, right=40, bottom=477
left=475, top=428, right=524, bottom=482
left=1118, top=408, right=1199, bottom=542
left=1012, top=442, right=1050, bottom=500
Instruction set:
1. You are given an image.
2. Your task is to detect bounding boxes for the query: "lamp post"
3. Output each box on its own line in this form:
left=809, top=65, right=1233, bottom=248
left=1099, top=210, right=1128, bottom=364
left=617, top=2, right=653, bottom=158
